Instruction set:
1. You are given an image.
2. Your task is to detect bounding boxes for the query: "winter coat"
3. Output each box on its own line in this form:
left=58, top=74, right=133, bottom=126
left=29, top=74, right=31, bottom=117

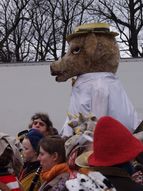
left=0, top=167, right=21, bottom=191
left=93, top=166, right=143, bottom=191
left=18, top=161, right=42, bottom=191
left=39, top=163, right=70, bottom=191
left=39, top=172, right=69, bottom=191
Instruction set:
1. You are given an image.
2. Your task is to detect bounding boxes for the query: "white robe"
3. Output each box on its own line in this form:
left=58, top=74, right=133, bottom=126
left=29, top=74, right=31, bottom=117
left=62, top=72, right=140, bottom=137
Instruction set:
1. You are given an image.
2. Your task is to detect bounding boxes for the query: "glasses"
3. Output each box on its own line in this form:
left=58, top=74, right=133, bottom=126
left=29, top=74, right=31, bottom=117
left=33, top=120, right=46, bottom=127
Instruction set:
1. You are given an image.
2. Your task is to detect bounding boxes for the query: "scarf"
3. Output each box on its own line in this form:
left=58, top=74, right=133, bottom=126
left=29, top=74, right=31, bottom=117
left=41, top=163, right=70, bottom=182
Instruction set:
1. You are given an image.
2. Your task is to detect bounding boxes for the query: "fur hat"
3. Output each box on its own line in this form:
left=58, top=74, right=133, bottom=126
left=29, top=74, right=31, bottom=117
left=0, top=137, right=10, bottom=156
left=0, top=132, right=18, bottom=156
left=66, top=23, right=119, bottom=41
left=26, top=129, right=43, bottom=152
left=88, top=116, right=143, bottom=166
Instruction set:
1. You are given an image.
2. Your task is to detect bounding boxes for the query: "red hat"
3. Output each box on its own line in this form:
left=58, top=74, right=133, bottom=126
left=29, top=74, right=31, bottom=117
left=88, top=116, right=143, bottom=167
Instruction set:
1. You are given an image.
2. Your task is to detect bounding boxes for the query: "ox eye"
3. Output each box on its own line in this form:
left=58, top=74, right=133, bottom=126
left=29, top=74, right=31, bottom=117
left=71, top=47, right=81, bottom=55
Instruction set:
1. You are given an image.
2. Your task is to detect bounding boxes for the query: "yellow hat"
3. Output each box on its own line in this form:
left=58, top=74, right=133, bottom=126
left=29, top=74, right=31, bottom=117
left=75, top=150, right=92, bottom=168
left=66, top=23, right=119, bottom=41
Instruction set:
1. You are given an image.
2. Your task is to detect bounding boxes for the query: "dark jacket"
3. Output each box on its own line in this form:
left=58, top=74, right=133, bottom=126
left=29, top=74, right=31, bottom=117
left=18, top=161, right=42, bottom=191
left=93, top=166, right=143, bottom=191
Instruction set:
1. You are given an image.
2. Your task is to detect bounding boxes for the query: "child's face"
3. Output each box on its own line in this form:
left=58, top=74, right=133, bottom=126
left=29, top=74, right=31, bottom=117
left=22, top=138, right=37, bottom=162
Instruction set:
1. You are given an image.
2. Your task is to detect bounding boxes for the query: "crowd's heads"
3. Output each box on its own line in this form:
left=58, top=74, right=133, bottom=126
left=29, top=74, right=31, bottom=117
left=17, top=112, right=59, bottom=144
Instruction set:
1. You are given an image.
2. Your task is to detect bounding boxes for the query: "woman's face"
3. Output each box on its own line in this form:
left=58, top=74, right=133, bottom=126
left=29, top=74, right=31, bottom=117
left=22, top=138, right=37, bottom=162
left=38, top=146, right=57, bottom=171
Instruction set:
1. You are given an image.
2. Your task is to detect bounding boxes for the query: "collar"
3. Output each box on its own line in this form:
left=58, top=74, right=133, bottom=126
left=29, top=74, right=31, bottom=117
left=74, top=72, right=116, bottom=88
left=41, top=163, right=70, bottom=182
left=23, top=160, right=40, bottom=174
left=90, top=166, right=131, bottom=178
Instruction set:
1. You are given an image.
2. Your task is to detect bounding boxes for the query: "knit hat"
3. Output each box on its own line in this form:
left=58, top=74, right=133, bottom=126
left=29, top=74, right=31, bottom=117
left=26, top=129, right=43, bottom=152
left=88, top=116, right=143, bottom=167
left=66, top=23, right=119, bottom=41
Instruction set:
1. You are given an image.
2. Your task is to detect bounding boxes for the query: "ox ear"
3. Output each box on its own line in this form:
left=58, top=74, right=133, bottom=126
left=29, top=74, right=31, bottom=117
left=79, top=112, right=86, bottom=123
left=88, top=113, right=97, bottom=121
left=67, top=112, right=74, bottom=120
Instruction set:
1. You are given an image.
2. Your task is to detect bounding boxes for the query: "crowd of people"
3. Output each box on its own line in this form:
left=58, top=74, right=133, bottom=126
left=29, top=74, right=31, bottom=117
left=0, top=112, right=143, bottom=191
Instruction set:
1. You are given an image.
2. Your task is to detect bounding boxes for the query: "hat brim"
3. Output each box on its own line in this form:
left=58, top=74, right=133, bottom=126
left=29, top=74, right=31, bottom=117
left=66, top=31, right=119, bottom=41
left=88, top=145, right=143, bottom=167
left=75, top=151, right=92, bottom=168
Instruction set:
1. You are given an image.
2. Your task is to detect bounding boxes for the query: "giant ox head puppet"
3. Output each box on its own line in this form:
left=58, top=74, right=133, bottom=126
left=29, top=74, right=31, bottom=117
left=50, top=23, right=119, bottom=82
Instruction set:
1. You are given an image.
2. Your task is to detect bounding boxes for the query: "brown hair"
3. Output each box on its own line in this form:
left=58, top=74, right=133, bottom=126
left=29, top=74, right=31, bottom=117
left=31, top=112, right=53, bottom=133
left=39, top=137, right=66, bottom=163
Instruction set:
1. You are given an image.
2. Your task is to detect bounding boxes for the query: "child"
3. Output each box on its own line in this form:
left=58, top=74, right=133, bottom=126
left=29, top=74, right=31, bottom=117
left=18, top=129, right=43, bottom=191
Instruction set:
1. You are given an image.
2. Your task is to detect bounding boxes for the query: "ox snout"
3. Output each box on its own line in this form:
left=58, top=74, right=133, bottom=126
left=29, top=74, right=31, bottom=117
left=50, top=64, right=56, bottom=76
left=50, top=62, right=61, bottom=76
left=50, top=62, right=65, bottom=82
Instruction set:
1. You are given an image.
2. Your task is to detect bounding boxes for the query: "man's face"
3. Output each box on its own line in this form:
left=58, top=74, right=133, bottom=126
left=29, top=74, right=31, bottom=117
left=32, top=118, right=47, bottom=135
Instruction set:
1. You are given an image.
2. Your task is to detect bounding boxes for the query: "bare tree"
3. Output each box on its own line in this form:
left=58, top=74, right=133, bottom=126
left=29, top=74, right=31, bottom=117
left=57, top=0, right=95, bottom=58
left=0, top=0, right=30, bottom=62
left=88, top=0, right=143, bottom=57
left=27, top=0, right=95, bottom=61
left=39, top=0, right=95, bottom=60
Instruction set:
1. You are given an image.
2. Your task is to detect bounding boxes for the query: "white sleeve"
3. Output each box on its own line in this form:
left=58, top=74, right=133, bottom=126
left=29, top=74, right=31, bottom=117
left=61, top=117, right=73, bottom=137
left=91, top=82, right=109, bottom=119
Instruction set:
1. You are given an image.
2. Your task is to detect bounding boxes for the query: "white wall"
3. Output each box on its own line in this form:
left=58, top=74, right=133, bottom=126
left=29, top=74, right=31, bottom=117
left=0, top=63, right=71, bottom=136
left=117, top=58, right=143, bottom=120
left=0, top=58, right=142, bottom=136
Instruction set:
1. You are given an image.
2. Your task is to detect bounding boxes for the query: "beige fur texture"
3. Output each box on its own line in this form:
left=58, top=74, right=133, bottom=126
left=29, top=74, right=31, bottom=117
left=50, top=33, right=120, bottom=82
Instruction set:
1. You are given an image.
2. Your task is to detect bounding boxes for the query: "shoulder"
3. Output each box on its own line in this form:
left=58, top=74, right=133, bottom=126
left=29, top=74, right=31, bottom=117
left=42, top=173, right=69, bottom=191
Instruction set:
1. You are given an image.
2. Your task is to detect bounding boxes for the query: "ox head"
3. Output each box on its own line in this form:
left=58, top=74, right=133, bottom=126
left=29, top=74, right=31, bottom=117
left=50, top=23, right=120, bottom=82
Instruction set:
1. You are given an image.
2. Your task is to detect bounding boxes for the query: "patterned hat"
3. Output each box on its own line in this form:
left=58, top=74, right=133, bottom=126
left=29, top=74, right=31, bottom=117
left=66, top=171, right=117, bottom=191
left=66, top=23, right=119, bottom=41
